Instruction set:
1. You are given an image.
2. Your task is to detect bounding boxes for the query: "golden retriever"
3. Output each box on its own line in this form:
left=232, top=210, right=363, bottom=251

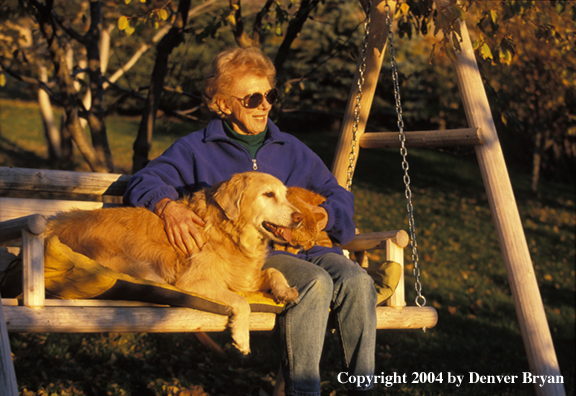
left=46, top=171, right=303, bottom=354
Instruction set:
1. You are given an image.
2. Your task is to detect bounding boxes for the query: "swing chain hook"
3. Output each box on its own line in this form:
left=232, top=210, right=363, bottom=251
left=384, top=1, right=426, bottom=309
left=345, top=0, right=371, bottom=191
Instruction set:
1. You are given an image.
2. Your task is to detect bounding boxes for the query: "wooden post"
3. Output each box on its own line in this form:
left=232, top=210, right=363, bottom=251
left=385, top=239, right=406, bottom=309
left=0, top=295, right=19, bottom=396
left=331, top=0, right=394, bottom=187
left=447, top=15, right=565, bottom=396
left=22, top=230, right=45, bottom=308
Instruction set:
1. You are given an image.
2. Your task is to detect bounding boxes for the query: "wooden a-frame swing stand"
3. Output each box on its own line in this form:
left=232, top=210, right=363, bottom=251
left=332, top=2, right=565, bottom=396
left=0, top=1, right=565, bottom=395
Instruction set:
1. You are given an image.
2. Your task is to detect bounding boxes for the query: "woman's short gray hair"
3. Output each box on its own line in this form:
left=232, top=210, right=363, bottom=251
left=203, top=47, right=277, bottom=117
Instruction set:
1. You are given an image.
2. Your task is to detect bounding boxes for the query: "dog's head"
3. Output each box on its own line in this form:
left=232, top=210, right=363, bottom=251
left=211, top=172, right=303, bottom=243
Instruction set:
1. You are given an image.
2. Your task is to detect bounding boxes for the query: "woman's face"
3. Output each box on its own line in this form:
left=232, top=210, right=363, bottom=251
left=218, top=74, right=273, bottom=135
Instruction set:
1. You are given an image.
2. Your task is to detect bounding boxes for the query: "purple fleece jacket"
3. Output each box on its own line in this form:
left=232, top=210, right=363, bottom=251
left=123, top=117, right=356, bottom=259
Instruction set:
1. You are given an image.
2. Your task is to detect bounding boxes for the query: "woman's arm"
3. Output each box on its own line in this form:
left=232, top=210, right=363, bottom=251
left=124, top=140, right=206, bottom=254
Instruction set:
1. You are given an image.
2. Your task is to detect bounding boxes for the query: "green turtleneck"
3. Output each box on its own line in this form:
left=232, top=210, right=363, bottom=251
left=223, top=121, right=267, bottom=159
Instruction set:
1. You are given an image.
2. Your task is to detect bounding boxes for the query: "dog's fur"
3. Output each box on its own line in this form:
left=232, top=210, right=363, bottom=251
left=46, top=172, right=302, bottom=354
left=272, top=187, right=333, bottom=254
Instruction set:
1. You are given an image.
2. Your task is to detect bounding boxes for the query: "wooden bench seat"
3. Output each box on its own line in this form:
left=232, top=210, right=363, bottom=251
left=0, top=166, right=438, bottom=333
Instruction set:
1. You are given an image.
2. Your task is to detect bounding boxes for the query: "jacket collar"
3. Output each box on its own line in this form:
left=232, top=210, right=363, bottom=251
left=204, top=117, right=287, bottom=145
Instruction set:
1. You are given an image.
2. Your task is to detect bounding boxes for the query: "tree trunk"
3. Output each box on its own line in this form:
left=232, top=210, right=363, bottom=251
left=274, top=0, right=320, bottom=76
left=131, top=0, right=192, bottom=174
left=229, top=0, right=256, bottom=48
left=84, top=0, right=114, bottom=172
left=530, top=61, right=545, bottom=192
left=28, top=0, right=107, bottom=172
left=59, top=113, right=74, bottom=163
left=38, top=65, right=62, bottom=160
left=531, top=130, right=542, bottom=192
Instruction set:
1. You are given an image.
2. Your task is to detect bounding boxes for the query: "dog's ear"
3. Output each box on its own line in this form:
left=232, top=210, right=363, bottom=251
left=212, top=174, right=246, bottom=221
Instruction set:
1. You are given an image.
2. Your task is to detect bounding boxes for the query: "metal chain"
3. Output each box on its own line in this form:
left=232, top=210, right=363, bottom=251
left=384, top=1, right=426, bottom=309
left=345, top=2, right=372, bottom=191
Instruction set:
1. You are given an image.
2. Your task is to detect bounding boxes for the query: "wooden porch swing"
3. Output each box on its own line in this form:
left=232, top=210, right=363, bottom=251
left=0, top=1, right=565, bottom=395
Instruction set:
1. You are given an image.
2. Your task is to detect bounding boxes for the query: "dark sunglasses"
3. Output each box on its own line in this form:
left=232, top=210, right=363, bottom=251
left=231, top=88, right=279, bottom=109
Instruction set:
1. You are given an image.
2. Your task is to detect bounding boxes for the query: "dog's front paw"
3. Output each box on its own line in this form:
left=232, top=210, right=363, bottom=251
left=230, top=322, right=251, bottom=355
left=274, top=287, right=299, bottom=304
left=232, top=341, right=251, bottom=355
left=228, top=299, right=252, bottom=355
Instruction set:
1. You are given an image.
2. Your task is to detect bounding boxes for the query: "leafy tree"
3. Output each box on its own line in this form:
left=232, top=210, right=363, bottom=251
left=397, top=0, right=576, bottom=190
left=1, top=0, right=358, bottom=172
left=22, top=0, right=112, bottom=172
left=2, top=0, right=147, bottom=170
left=469, top=0, right=576, bottom=189
left=1, top=0, right=574, bottom=185
left=0, top=0, right=226, bottom=171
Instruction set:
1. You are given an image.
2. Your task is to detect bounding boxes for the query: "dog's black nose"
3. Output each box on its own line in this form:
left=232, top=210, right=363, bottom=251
left=292, top=212, right=303, bottom=223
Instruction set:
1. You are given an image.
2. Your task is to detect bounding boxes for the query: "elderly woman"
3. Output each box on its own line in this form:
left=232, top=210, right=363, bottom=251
left=124, top=47, right=377, bottom=396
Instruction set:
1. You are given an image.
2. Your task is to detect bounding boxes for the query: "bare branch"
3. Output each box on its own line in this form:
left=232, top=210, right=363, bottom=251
left=104, top=0, right=221, bottom=89
left=252, top=0, right=274, bottom=45
left=0, top=64, right=63, bottom=105
left=274, top=0, right=321, bottom=75
left=229, top=0, right=256, bottom=48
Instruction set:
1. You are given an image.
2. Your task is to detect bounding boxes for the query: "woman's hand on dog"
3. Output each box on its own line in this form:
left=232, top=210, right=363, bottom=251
left=156, top=198, right=206, bottom=255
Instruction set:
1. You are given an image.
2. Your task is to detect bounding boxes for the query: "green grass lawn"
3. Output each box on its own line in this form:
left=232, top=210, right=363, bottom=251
left=0, top=99, right=201, bottom=174
left=1, top=99, right=574, bottom=395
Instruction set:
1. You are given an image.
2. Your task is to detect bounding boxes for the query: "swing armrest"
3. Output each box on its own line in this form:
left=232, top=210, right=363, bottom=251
left=341, top=230, right=408, bottom=309
left=0, top=214, right=47, bottom=243
left=341, top=230, right=409, bottom=251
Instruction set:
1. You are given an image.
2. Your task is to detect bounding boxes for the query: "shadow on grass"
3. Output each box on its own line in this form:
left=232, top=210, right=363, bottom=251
left=0, top=135, right=81, bottom=172
left=0, top=135, right=51, bottom=169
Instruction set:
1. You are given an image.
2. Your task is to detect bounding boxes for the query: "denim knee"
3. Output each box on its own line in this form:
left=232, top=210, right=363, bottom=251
left=265, top=254, right=334, bottom=309
left=333, top=266, right=377, bottom=309
left=344, top=269, right=377, bottom=302
left=302, top=266, right=334, bottom=308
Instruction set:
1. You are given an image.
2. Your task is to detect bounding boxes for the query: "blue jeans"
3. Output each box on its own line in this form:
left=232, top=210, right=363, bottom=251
left=264, top=253, right=377, bottom=396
